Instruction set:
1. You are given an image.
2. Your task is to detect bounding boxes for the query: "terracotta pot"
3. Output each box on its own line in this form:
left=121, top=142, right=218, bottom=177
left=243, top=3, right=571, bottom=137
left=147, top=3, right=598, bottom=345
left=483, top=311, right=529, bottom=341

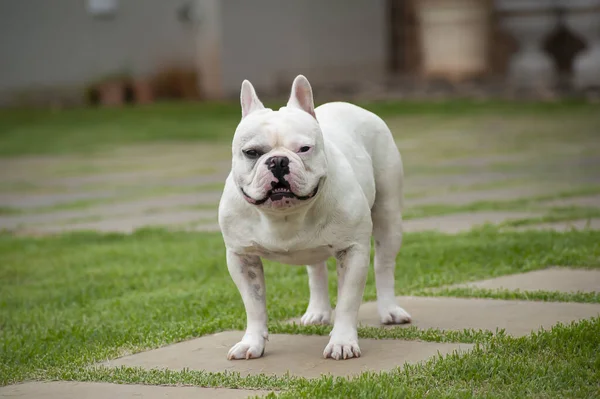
left=415, top=0, right=491, bottom=81
left=132, top=79, right=154, bottom=104
left=177, top=70, right=201, bottom=100
left=98, top=81, right=125, bottom=107
left=150, top=67, right=201, bottom=100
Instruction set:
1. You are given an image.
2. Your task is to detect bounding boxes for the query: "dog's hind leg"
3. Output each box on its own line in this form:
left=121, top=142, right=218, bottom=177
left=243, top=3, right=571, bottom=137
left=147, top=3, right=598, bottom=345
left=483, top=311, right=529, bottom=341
left=301, top=262, right=332, bottom=325
left=371, top=146, right=412, bottom=325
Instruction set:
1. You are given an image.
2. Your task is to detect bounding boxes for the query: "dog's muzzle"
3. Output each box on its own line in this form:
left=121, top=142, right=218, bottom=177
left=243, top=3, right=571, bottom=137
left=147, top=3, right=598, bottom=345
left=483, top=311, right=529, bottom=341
left=241, top=179, right=320, bottom=205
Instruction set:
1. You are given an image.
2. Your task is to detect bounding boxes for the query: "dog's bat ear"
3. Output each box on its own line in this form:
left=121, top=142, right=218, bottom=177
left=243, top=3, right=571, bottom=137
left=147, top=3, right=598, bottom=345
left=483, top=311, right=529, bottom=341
left=240, top=80, right=265, bottom=119
left=287, top=75, right=315, bottom=118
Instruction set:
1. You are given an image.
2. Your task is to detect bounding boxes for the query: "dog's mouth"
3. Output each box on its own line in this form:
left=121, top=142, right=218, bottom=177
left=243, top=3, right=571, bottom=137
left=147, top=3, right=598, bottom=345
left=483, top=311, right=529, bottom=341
left=269, top=182, right=296, bottom=201
left=242, top=180, right=320, bottom=206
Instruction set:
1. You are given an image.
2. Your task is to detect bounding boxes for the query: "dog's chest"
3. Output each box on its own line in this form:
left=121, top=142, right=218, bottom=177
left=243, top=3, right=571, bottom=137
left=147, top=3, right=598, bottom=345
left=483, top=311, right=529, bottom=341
left=243, top=240, right=334, bottom=265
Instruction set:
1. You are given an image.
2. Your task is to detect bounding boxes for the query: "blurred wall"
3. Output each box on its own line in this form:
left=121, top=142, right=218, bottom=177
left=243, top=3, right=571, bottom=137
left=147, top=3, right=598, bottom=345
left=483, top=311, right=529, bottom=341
left=0, top=0, right=387, bottom=104
left=219, top=0, right=387, bottom=96
left=0, top=0, right=198, bottom=105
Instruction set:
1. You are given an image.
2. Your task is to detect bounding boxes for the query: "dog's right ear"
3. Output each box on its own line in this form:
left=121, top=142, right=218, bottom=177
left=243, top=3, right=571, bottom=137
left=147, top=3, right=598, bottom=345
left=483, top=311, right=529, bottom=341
left=240, top=80, right=264, bottom=119
left=287, top=75, right=315, bottom=118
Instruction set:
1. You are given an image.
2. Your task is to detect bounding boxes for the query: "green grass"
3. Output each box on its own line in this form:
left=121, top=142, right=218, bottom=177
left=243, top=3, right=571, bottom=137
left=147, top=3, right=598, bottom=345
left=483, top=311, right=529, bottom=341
left=27, top=318, right=599, bottom=398
left=1, top=100, right=598, bottom=156
left=416, top=287, right=600, bottom=304
left=1, top=227, right=599, bottom=392
left=0, top=183, right=224, bottom=217
left=272, top=323, right=500, bottom=343
left=2, top=100, right=600, bottom=397
left=403, top=187, right=600, bottom=222
left=0, top=206, right=22, bottom=216
left=502, top=206, right=600, bottom=227
left=0, top=103, right=239, bottom=156
left=36, top=317, right=599, bottom=398
left=3, top=185, right=596, bottom=226
left=0, top=181, right=54, bottom=194
left=271, top=318, right=600, bottom=399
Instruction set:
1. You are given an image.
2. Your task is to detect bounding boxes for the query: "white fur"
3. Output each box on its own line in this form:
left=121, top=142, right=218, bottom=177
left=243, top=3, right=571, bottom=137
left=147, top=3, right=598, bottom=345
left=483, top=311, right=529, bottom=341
left=218, top=75, right=410, bottom=361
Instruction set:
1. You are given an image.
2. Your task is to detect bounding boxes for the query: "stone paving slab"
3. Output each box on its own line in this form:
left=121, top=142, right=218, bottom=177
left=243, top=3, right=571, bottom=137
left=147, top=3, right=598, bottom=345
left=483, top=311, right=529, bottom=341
left=47, top=173, right=226, bottom=192
left=10, top=210, right=545, bottom=235
left=432, top=153, right=533, bottom=168
left=0, top=146, right=231, bottom=180
left=510, top=218, right=600, bottom=232
left=0, top=191, right=115, bottom=209
left=191, top=223, right=222, bottom=232
left=0, top=193, right=221, bottom=230
left=104, top=331, right=472, bottom=378
left=541, top=194, right=600, bottom=208
left=0, top=381, right=268, bottom=399
left=26, top=211, right=217, bottom=234
left=405, top=186, right=558, bottom=207
left=40, top=165, right=224, bottom=188
left=355, top=296, right=600, bottom=336
left=453, top=267, right=600, bottom=293
left=404, top=172, right=518, bottom=192
left=403, top=211, right=538, bottom=234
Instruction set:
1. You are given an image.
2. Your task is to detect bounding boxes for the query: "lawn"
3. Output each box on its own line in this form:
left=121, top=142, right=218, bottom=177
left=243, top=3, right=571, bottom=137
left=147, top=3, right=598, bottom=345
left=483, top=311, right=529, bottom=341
left=0, top=99, right=597, bottom=156
left=1, top=227, right=599, bottom=397
left=1, top=100, right=600, bottom=398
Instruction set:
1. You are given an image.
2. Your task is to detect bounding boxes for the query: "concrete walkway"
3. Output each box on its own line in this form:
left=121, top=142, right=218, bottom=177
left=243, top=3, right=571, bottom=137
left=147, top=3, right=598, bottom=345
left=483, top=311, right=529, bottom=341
left=453, top=267, right=600, bottom=293
left=3, top=268, right=597, bottom=398
left=104, top=331, right=472, bottom=379
left=1, top=135, right=599, bottom=234
left=0, top=382, right=268, bottom=399
left=90, top=268, right=600, bottom=398
left=1, top=124, right=599, bottom=397
left=103, top=277, right=600, bottom=376
left=355, top=296, right=600, bottom=335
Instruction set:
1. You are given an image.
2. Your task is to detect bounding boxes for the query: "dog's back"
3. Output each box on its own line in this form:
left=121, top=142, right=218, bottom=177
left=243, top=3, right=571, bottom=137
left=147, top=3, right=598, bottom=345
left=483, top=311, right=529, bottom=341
left=315, top=101, right=403, bottom=210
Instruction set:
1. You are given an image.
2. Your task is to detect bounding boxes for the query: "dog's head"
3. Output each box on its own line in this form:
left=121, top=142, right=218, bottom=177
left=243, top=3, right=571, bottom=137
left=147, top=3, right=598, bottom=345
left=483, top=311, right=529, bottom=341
left=231, top=75, right=326, bottom=212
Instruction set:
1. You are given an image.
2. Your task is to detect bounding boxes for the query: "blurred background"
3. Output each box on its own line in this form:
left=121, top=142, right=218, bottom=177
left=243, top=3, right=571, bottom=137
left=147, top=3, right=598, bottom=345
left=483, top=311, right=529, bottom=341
left=0, top=0, right=599, bottom=235
left=1, top=0, right=599, bottom=107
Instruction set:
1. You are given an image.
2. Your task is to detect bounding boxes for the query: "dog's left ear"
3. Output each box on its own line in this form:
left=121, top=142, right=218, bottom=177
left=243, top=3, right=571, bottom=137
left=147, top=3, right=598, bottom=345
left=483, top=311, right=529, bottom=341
left=240, top=80, right=265, bottom=119
left=287, top=75, right=315, bottom=118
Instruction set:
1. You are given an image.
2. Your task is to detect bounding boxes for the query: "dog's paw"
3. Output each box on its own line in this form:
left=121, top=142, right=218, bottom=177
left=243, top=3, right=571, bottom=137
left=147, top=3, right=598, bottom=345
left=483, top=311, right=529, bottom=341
left=227, top=332, right=266, bottom=360
left=323, top=330, right=361, bottom=360
left=301, top=306, right=332, bottom=325
left=379, top=305, right=412, bottom=325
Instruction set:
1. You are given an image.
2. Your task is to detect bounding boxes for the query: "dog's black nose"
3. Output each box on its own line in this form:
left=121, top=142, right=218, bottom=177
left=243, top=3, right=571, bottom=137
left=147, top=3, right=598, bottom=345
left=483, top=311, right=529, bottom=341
left=266, top=156, right=290, bottom=176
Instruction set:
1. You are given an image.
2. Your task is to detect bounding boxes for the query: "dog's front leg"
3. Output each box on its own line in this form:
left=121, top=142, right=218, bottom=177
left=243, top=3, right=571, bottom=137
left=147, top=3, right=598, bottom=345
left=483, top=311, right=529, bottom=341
left=226, top=250, right=268, bottom=360
left=324, top=243, right=369, bottom=360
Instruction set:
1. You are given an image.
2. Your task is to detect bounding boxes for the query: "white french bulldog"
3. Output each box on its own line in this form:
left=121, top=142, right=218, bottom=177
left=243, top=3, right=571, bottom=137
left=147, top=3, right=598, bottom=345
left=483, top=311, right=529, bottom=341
left=218, top=75, right=411, bottom=361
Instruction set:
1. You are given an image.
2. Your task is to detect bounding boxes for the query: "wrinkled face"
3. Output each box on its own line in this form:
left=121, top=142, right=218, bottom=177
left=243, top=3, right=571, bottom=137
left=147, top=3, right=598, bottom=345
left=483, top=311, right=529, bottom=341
left=232, top=107, right=327, bottom=211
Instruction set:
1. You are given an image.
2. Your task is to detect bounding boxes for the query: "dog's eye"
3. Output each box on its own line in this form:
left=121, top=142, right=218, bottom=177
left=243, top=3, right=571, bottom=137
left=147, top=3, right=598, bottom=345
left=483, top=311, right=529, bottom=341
left=298, top=146, right=311, bottom=153
left=243, top=149, right=261, bottom=159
